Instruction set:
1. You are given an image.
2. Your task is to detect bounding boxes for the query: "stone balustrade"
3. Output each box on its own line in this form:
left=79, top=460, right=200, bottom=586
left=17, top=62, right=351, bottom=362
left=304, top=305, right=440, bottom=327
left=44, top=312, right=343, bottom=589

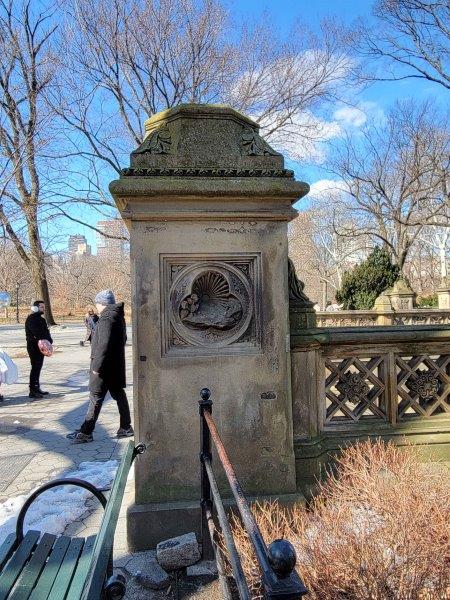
left=290, top=324, right=450, bottom=494
left=316, top=309, right=450, bottom=328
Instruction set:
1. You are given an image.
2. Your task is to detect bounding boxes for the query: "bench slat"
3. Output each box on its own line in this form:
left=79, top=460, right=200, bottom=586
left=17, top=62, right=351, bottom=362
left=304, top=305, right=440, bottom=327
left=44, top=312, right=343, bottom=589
left=8, top=533, right=56, bottom=600
left=65, top=536, right=96, bottom=600
left=0, top=535, right=17, bottom=571
left=0, top=531, right=40, bottom=600
left=28, top=536, right=71, bottom=600
left=81, top=441, right=135, bottom=599
left=47, top=538, right=84, bottom=600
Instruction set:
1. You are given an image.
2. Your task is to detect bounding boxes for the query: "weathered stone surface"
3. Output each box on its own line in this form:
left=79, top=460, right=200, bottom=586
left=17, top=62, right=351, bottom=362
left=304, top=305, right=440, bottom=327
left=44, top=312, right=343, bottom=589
left=127, top=104, right=286, bottom=175
left=111, top=104, right=309, bottom=551
left=186, top=560, right=218, bottom=577
left=156, top=532, right=201, bottom=571
left=125, top=552, right=170, bottom=590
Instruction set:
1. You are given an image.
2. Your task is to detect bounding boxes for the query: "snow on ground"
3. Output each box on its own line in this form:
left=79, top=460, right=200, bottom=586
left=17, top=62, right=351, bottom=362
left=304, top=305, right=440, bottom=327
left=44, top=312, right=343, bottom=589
left=0, top=459, right=117, bottom=542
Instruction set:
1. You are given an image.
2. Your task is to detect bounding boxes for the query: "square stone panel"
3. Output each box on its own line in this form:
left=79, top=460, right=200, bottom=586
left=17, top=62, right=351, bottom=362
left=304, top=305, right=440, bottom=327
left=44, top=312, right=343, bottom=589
left=160, top=253, right=262, bottom=356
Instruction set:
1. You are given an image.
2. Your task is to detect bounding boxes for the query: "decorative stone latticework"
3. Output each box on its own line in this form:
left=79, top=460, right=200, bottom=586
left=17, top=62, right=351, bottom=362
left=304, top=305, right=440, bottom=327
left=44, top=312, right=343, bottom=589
left=408, top=370, right=440, bottom=400
left=325, top=356, right=386, bottom=422
left=335, top=372, right=370, bottom=405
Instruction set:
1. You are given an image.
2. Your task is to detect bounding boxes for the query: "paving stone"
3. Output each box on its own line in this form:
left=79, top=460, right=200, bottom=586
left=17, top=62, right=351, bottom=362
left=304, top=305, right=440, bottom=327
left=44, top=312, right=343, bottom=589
left=156, top=532, right=201, bottom=571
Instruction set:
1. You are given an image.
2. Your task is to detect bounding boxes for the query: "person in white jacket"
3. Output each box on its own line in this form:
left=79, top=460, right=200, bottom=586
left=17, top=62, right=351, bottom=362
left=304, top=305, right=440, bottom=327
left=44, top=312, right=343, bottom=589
left=0, top=348, right=18, bottom=401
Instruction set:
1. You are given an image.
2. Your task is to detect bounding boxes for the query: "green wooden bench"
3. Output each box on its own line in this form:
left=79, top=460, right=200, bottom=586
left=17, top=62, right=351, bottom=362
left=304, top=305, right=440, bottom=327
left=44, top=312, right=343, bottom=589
left=0, top=441, right=145, bottom=600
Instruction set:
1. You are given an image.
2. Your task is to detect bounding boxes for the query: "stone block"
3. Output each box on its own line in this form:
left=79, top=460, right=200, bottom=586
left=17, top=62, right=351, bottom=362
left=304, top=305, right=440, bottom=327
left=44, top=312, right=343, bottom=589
left=186, top=560, right=218, bottom=577
left=156, top=532, right=201, bottom=571
left=125, top=551, right=170, bottom=590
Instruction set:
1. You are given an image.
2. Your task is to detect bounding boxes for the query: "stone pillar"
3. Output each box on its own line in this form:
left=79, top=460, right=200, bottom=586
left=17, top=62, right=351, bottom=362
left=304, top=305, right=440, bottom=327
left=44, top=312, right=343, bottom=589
left=373, top=292, right=394, bottom=326
left=437, top=278, right=450, bottom=309
left=388, top=277, right=416, bottom=311
left=109, top=104, right=309, bottom=550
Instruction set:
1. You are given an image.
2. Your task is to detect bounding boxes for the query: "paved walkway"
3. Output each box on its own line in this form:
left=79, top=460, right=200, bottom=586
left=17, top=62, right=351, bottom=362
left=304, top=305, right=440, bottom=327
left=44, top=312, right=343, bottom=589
left=0, top=324, right=220, bottom=598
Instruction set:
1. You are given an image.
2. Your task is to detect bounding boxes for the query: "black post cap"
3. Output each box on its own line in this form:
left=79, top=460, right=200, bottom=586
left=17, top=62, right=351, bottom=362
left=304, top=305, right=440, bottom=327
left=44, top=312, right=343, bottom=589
left=267, top=539, right=297, bottom=579
left=200, top=388, right=211, bottom=401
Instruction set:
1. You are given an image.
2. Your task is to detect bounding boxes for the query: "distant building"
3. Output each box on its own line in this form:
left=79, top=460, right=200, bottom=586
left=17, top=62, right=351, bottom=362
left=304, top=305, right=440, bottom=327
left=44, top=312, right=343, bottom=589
left=68, top=234, right=91, bottom=256
left=75, top=242, right=92, bottom=256
left=97, top=220, right=127, bottom=258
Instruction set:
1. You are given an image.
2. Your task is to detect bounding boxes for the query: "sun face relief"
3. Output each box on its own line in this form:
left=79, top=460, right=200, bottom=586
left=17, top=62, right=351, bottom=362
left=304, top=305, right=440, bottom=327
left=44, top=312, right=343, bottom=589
left=160, top=254, right=262, bottom=355
left=179, top=271, right=243, bottom=331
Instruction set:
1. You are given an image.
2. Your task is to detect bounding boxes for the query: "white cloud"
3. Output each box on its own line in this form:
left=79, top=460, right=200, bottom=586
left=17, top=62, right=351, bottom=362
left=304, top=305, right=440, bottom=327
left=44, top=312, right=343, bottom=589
left=333, top=101, right=385, bottom=129
left=257, top=110, right=341, bottom=163
left=308, top=179, right=349, bottom=199
left=333, top=106, right=367, bottom=128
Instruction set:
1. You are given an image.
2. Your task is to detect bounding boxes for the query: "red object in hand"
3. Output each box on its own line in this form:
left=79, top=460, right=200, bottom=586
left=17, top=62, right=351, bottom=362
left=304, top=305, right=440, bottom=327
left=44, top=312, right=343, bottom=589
left=38, top=339, right=53, bottom=357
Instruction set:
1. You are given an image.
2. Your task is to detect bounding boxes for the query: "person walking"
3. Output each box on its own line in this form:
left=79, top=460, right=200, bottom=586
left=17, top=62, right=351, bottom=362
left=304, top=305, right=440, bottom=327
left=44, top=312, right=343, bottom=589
left=67, top=290, right=133, bottom=443
left=80, top=308, right=99, bottom=346
left=25, top=300, right=53, bottom=399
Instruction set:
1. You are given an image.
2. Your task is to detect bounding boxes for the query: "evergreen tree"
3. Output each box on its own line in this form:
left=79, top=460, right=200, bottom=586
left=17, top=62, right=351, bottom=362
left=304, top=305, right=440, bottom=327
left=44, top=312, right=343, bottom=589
left=336, top=247, right=400, bottom=310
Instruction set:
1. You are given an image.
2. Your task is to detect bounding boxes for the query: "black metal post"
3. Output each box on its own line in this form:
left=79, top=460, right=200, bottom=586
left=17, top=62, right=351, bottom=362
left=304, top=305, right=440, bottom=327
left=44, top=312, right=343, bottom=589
left=16, top=283, right=19, bottom=324
left=199, top=387, right=212, bottom=556
left=262, top=539, right=308, bottom=599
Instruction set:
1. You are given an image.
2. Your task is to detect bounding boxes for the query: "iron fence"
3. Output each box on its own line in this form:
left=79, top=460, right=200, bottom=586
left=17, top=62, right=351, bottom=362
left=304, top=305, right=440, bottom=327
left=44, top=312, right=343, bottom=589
left=199, top=388, right=308, bottom=600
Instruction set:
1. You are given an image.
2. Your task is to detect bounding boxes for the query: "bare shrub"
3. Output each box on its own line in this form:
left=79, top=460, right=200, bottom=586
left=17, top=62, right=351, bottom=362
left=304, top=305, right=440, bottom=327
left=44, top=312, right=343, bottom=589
left=227, top=440, right=449, bottom=599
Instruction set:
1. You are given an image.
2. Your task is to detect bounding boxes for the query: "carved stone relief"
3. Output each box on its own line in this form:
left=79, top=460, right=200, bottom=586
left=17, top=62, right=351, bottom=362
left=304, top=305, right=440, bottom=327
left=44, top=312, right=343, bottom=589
left=132, top=125, right=172, bottom=156
left=160, top=254, right=262, bottom=355
left=407, top=370, right=440, bottom=400
left=241, top=128, right=279, bottom=157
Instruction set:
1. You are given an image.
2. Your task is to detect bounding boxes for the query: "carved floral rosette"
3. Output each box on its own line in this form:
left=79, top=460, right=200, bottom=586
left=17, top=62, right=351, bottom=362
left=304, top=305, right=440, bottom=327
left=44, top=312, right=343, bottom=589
left=169, top=262, right=253, bottom=348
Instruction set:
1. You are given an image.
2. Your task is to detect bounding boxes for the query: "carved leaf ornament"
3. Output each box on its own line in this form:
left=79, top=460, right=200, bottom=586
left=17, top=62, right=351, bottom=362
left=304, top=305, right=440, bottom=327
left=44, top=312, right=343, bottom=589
left=241, top=128, right=279, bottom=156
left=133, top=125, right=172, bottom=155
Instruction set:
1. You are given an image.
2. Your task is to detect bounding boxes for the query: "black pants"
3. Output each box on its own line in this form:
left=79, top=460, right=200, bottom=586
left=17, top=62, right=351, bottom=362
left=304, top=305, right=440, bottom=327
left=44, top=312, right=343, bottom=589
left=80, top=372, right=131, bottom=435
left=27, top=344, right=44, bottom=391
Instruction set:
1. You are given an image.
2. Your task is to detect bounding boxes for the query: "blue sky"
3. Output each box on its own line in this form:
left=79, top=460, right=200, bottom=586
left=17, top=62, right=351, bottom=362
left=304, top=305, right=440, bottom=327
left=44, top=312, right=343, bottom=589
left=55, top=0, right=448, bottom=252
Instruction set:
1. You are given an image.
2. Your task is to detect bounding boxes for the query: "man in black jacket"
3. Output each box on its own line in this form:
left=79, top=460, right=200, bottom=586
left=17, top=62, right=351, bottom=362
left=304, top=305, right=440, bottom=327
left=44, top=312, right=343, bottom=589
left=25, top=300, right=53, bottom=399
left=67, top=289, right=133, bottom=443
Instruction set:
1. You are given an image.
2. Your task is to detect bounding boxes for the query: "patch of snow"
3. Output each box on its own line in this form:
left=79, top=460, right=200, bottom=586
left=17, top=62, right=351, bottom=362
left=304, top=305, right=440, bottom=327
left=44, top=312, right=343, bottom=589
left=0, top=459, right=117, bottom=542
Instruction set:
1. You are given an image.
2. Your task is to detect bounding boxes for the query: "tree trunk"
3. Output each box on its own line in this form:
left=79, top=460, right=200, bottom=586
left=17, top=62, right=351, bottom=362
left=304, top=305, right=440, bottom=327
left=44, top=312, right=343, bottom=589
left=27, top=218, right=56, bottom=326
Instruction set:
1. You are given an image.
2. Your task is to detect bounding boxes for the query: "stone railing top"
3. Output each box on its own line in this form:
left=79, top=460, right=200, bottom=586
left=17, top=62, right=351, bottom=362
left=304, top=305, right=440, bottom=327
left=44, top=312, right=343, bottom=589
left=291, top=324, right=450, bottom=349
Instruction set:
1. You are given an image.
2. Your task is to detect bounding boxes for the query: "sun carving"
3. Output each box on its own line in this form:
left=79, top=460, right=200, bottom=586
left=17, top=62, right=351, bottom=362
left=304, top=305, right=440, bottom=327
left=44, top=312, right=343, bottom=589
left=170, top=263, right=252, bottom=348
left=179, top=272, right=243, bottom=331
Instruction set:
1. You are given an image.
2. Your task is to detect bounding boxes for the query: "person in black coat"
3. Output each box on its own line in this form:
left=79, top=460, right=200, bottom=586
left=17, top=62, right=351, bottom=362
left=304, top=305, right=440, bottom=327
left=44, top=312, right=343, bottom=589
left=25, top=300, right=53, bottom=399
left=67, top=289, right=133, bottom=443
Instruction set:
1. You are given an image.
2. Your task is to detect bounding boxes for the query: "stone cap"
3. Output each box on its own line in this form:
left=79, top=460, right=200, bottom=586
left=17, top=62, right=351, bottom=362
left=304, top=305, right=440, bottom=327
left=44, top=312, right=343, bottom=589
left=122, top=103, right=292, bottom=177
left=387, top=277, right=416, bottom=297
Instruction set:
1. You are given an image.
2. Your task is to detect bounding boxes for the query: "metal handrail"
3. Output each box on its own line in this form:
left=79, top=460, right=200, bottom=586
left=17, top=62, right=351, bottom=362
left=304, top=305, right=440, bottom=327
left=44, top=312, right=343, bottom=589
left=199, top=388, right=308, bottom=599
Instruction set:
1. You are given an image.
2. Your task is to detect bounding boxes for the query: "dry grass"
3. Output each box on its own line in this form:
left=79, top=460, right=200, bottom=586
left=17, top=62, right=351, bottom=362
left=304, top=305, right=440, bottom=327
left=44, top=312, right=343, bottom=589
left=227, top=440, right=450, bottom=599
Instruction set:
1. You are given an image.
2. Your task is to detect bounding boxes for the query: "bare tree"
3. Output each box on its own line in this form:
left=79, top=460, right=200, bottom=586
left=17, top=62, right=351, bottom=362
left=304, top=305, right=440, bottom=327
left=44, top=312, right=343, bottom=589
left=350, top=0, right=450, bottom=89
left=48, top=252, right=131, bottom=312
left=0, top=0, right=58, bottom=323
left=329, top=100, right=449, bottom=272
left=416, top=223, right=449, bottom=281
left=288, top=205, right=372, bottom=306
left=44, top=0, right=354, bottom=216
